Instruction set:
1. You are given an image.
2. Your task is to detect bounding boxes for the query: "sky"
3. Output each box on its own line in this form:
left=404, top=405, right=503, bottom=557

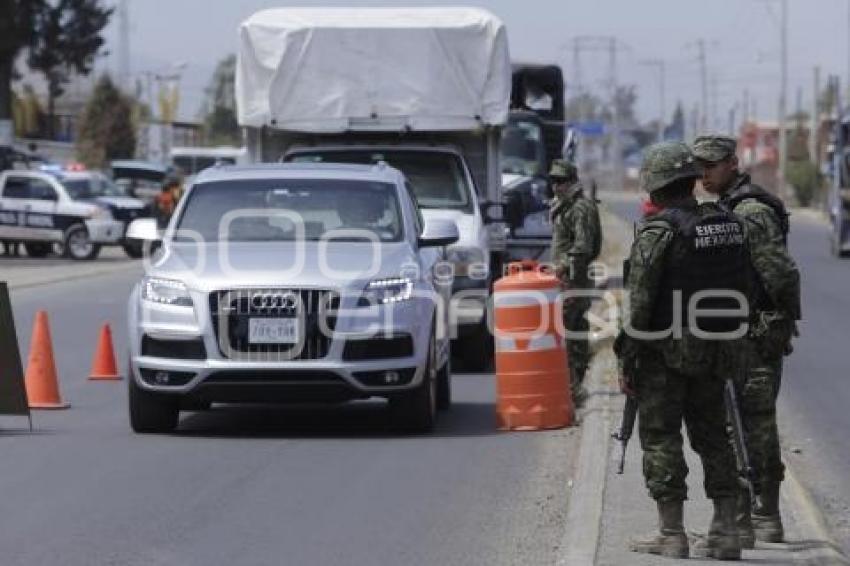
left=96, top=0, right=850, bottom=129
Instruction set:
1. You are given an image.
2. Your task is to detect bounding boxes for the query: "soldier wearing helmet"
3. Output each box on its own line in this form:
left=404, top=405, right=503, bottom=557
left=614, top=141, right=747, bottom=560
left=549, top=159, right=601, bottom=407
left=693, top=134, right=801, bottom=546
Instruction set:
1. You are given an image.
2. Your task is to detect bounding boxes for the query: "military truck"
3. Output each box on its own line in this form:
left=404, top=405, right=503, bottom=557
left=235, top=7, right=511, bottom=369
left=501, top=64, right=566, bottom=259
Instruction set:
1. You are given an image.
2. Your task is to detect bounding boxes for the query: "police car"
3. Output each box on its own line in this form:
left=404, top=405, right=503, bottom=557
left=0, top=168, right=150, bottom=260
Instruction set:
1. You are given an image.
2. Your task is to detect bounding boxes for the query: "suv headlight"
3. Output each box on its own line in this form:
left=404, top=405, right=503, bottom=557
left=359, top=277, right=413, bottom=306
left=447, top=247, right=488, bottom=279
left=142, top=277, right=193, bottom=307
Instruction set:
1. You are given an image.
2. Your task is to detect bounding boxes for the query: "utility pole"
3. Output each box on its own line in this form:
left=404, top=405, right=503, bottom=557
left=711, top=72, right=719, bottom=131
left=778, top=0, right=788, bottom=199
left=696, top=39, right=709, bottom=132
left=640, top=59, right=666, bottom=142
left=118, top=0, right=131, bottom=92
left=728, top=105, right=737, bottom=137
left=743, top=89, right=751, bottom=126
left=609, top=37, right=622, bottom=190
left=811, top=65, right=821, bottom=164
left=573, top=41, right=585, bottom=171
left=567, top=36, right=629, bottom=187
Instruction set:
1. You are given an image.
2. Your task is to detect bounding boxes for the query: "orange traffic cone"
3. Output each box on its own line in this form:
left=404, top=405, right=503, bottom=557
left=24, top=310, right=70, bottom=409
left=89, top=323, right=121, bottom=381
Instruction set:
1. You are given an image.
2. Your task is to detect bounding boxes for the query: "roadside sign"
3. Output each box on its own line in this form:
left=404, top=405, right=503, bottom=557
left=572, top=121, right=607, bottom=138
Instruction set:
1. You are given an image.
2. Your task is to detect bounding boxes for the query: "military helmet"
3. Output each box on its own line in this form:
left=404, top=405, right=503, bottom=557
left=692, top=134, right=737, bottom=162
left=639, top=141, right=699, bottom=193
left=549, top=159, right=578, bottom=182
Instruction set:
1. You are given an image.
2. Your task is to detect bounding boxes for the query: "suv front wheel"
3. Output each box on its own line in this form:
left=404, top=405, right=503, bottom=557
left=389, top=331, right=437, bottom=433
left=129, top=366, right=180, bottom=433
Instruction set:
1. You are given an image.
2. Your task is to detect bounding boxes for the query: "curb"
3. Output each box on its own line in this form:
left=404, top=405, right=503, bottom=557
left=782, top=465, right=850, bottom=565
left=556, top=348, right=615, bottom=566
left=4, top=261, right=141, bottom=291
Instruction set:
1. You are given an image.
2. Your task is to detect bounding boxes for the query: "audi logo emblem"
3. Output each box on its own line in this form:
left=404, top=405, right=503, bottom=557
left=250, top=291, right=299, bottom=310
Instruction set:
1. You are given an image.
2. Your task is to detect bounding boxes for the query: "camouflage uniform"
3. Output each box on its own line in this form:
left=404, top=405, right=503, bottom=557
left=617, top=207, right=740, bottom=503
left=615, top=142, right=744, bottom=559
left=694, top=135, right=802, bottom=542
left=549, top=160, right=601, bottom=397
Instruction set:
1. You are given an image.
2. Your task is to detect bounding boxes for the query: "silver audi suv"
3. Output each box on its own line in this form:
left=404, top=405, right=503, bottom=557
left=126, top=163, right=459, bottom=433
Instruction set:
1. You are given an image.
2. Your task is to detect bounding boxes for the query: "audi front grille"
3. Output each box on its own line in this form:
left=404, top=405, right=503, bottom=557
left=209, top=288, right=340, bottom=361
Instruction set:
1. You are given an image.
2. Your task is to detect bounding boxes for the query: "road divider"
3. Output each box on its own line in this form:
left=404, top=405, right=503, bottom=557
left=494, top=260, right=574, bottom=431
left=89, top=323, right=121, bottom=381
left=24, top=310, right=69, bottom=409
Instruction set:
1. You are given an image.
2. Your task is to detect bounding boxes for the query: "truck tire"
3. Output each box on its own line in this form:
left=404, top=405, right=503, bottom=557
left=24, top=242, right=51, bottom=258
left=436, top=355, right=452, bottom=411
left=455, top=321, right=493, bottom=372
left=122, top=238, right=144, bottom=259
left=390, top=332, right=437, bottom=432
left=129, top=368, right=180, bottom=433
left=61, top=224, right=101, bottom=260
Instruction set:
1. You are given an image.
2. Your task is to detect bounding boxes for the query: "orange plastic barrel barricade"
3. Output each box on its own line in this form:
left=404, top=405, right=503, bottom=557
left=493, top=260, right=573, bottom=430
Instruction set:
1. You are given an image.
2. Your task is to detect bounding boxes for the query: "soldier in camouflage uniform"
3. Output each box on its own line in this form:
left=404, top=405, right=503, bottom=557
left=549, top=159, right=602, bottom=407
left=694, top=134, right=802, bottom=545
left=614, top=142, right=745, bottom=560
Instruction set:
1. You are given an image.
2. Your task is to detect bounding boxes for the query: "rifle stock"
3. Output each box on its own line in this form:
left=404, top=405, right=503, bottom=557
left=724, top=378, right=757, bottom=503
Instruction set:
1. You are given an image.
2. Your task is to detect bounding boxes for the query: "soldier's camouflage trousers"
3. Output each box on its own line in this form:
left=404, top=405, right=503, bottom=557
left=737, top=339, right=785, bottom=489
left=636, top=351, right=738, bottom=502
left=563, top=297, right=591, bottom=386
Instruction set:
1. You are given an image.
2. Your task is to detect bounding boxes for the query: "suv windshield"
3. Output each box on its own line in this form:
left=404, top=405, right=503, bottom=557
left=61, top=174, right=126, bottom=199
left=501, top=119, right=545, bottom=176
left=175, top=178, right=403, bottom=243
left=288, top=150, right=473, bottom=212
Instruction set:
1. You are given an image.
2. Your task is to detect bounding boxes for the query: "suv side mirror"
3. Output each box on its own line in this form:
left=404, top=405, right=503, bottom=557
left=480, top=200, right=505, bottom=225
left=419, top=218, right=459, bottom=248
left=126, top=218, right=162, bottom=242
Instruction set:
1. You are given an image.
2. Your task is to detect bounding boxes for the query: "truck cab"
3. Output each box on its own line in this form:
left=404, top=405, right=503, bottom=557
left=283, top=144, right=499, bottom=369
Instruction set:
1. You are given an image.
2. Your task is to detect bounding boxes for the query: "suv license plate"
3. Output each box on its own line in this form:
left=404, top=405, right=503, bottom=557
left=248, top=318, right=299, bottom=344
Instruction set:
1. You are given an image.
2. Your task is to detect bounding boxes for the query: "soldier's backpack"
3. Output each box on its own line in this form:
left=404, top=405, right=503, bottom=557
left=645, top=203, right=751, bottom=334
left=724, top=184, right=790, bottom=245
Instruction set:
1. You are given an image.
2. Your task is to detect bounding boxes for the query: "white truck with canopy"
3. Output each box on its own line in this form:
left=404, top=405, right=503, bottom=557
left=235, top=7, right=512, bottom=368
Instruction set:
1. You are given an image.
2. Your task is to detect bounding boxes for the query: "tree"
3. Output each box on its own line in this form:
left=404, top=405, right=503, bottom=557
left=202, top=54, right=239, bottom=144
left=27, top=0, right=113, bottom=137
left=76, top=75, right=135, bottom=168
left=0, top=0, right=45, bottom=144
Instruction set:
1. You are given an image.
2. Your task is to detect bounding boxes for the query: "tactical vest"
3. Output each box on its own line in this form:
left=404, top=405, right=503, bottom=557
left=647, top=204, right=750, bottom=334
left=723, top=183, right=790, bottom=245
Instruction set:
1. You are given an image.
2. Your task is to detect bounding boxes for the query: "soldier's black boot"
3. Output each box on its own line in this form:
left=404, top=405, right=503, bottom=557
left=628, top=500, right=689, bottom=558
left=753, top=481, right=784, bottom=543
left=692, top=497, right=742, bottom=560
left=736, top=489, right=755, bottom=549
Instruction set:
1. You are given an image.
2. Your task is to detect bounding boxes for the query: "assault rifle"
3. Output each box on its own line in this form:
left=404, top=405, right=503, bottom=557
left=613, top=252, right=637, bottom=475
left=613, top=395, right=638, bottom=474
left=723, top=378, right=757, bottom=504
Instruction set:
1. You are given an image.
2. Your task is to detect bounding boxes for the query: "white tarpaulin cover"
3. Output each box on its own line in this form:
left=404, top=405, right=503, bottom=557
left=236, top=7, right=511, bottom=132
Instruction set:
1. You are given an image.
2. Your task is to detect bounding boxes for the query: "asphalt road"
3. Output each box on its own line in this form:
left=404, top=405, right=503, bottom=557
left=602, top=190, right=850, bottom=555
left=0, top=267, right=577, bottom=566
